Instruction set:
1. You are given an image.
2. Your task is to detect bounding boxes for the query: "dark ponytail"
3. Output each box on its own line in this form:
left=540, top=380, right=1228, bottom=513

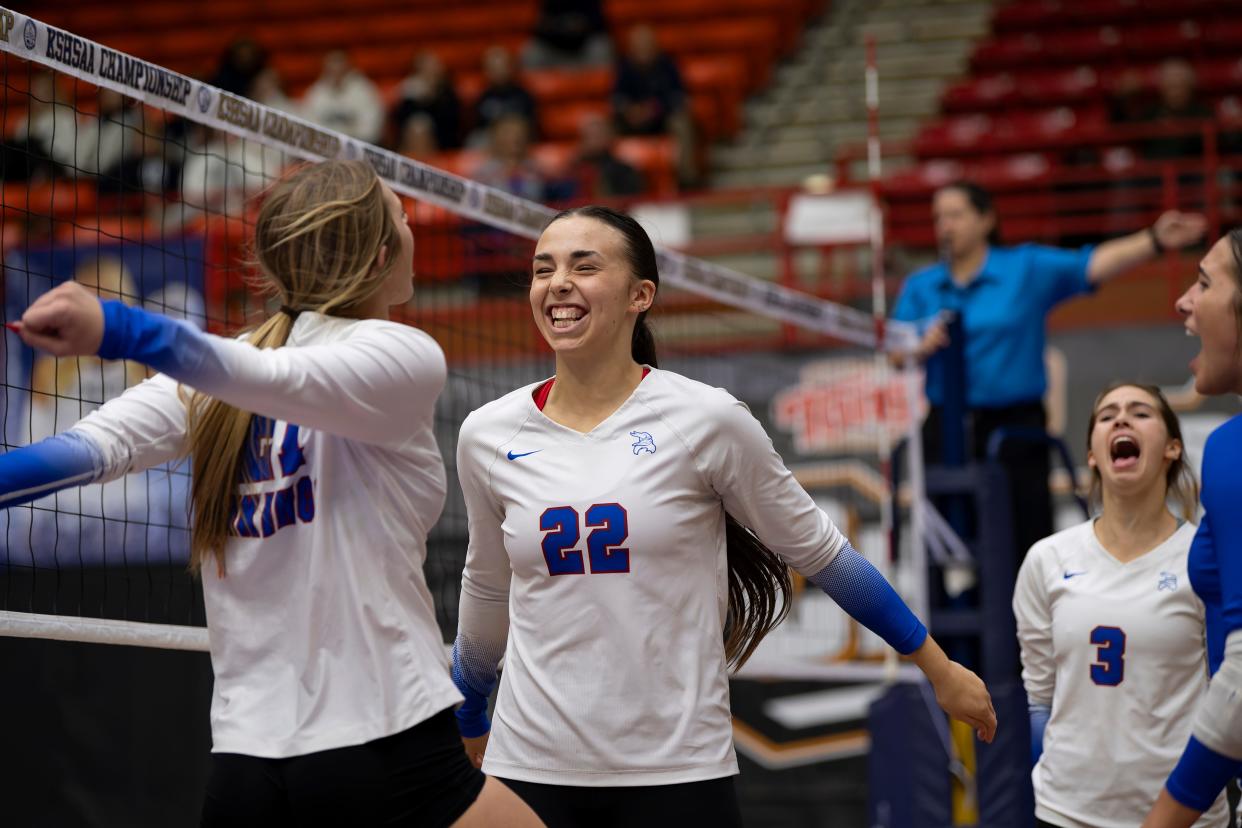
left=723, top=516, right=793, bottom=669
left=546, top=205, right=792, bottom=669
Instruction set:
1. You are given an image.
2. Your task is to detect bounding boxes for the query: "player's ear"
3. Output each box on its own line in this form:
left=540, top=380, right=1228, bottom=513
left=1165, top=438, right=1183, bottom=462
left=1086, top=448, right=1097, bottom=471
left=372, top=244, right=389, bottom=276
left=630, top=278, right=656, bottom=313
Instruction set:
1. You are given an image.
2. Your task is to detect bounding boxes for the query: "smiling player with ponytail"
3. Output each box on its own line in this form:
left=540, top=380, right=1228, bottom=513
left=451, top=205, right=996, bottom=827
left=0, top=160, right=541, bottom=827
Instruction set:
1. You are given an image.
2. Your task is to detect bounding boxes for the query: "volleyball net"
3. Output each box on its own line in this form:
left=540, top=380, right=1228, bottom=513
left=0, top=9, right=927, bottom=680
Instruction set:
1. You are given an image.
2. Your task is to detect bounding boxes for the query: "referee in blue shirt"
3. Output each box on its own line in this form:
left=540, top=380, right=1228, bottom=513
left=892, top=181, right=1205, bottom=565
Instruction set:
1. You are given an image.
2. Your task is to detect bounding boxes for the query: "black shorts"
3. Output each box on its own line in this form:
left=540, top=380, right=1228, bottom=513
left=200, top=708, right=485, bottom=828
left=499, top=775, right=743, bottom=828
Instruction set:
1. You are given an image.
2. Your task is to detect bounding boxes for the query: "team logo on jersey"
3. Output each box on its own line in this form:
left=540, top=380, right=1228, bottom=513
left=229, top=417, right=316, bottom=538
left=1158, top=571, right=1178, bottom=592
left=630, top=430, right=656, bottom=455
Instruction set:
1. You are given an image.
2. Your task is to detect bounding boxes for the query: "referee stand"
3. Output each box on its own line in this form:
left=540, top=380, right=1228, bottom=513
left=868, top=315, right=1036, bottom=827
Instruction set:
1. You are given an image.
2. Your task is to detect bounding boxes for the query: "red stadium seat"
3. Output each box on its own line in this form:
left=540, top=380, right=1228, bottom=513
left=683, top=56, right=747, bottom=138
left=1018, top=67, right=1102, bottom=108
left=613, top=136, right=677, bottom=195
left=943, top=74, right=1020, bottom=113
left=541, top=102, right=610, bottom=142
left=915, top=107, right=1108, bottom=158
left=524, top=69, right=614, bottom=105
left=654, top=18, right=780, bottom=91
left=530, top=142, right=577, bottom=179
left=3, top=180, right=97, bottom=220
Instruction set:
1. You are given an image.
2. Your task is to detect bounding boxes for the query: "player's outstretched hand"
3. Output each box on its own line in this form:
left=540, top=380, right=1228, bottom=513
left=11, top=282, right=105, bottom=357
left=1153, top=211, right=1207, bottom=251
left=912, top=635, right=997, bottom=743
left=931, top=660, right=997, bottom=744
left=462, top=732, right=489, bottom=769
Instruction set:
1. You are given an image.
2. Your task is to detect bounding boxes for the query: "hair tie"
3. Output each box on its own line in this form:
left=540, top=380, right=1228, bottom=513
left=279, top=304, right=303, bottom=320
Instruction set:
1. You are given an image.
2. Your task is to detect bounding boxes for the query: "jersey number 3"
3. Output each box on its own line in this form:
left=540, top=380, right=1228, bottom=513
left=540, top=504, right=630, bottom=575
left=1089, top=625, right=1126, bottom=686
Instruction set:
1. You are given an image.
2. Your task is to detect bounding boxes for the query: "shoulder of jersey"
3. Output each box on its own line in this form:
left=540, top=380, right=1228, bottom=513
left=280, top=314, right=438, bottom=354
left=1025, top=518, right=1095, bottom=564
left=638, top=368, right=739, bottom=413
left=464, top=380, right=547, bottom=427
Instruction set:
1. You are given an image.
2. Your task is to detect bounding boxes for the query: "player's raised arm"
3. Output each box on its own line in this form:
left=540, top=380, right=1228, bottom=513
left=0, top=371, right=188, bottom=509
left=13, top=281, right=443, bottom=447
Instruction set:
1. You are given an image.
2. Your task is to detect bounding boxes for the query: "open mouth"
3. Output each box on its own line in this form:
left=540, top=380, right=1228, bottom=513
left=548, top=304, right=587, bottom=331
left=1109, top=434, right=1141, bottom=470
left=1185, top=325, right=1202, bottom=374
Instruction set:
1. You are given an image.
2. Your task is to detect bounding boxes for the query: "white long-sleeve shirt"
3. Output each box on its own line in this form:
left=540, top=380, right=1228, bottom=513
left=301, top=72, right=384, bottom=144
left=71, top=311, right=461, bottom=757
left=455, top=368, right=847, bottom=786
left=1013, top=520, right=1229, bottom=828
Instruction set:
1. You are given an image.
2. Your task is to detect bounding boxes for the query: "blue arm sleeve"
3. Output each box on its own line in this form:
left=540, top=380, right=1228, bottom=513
left=97, top=299, right=207, bottom=378
left=1167, top=736, right=1242, bottom=812
left=1029, top=703, right=1050, bottom=767
left=807, top=542, right=928, bottom=655
left=0, top=431, right=105, bottom=508
left=451, top=638, right=499, bottom=738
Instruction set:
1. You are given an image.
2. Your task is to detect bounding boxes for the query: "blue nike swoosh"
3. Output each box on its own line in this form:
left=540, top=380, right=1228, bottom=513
left=506, top=450, right=541, bottom=461
left=1063, top=571, right=1087, bottom=580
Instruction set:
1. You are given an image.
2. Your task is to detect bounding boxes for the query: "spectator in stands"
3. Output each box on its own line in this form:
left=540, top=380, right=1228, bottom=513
left=471, top=114, right=545, bottom=202
left=613, top=24, right=696, bottom=186
left=209, top=37, right=268, bottom=98
left=613, top=25, right=683, bottom=137
left=302, top=51, right=384, bottom=145
left=397, top=114, right=441, bottom=161
left=8, top=72, right=77, bottom=181
left=1139, top=59, right=1214, bottom=161
left=250, top=67, right=297, bottom=114
left=180, top=129, right=284, bottom=218
left=891, top=181, right=1206, bottom=569
left=391, top=52, right=461, bottom=152
left=84, top=88, right=146, bottom=188
left=470, top=47, right=538, bottom=148
left=522, top=0, right=613, bottom=70
left=1107, top=68, right=1148, bottom=127
left=568, top=112, right=644, bottom=199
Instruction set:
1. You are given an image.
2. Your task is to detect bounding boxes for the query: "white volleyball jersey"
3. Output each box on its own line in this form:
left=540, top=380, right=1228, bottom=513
left=456, top=368, right=846, bottom=786
left=1013, top=520, right=1229, bottom=828
left=71, top=312, right=461, bottom=758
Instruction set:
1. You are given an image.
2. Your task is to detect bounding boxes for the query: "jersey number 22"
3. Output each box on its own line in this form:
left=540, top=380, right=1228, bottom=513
left=540, top=504, right=630, bottom=575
